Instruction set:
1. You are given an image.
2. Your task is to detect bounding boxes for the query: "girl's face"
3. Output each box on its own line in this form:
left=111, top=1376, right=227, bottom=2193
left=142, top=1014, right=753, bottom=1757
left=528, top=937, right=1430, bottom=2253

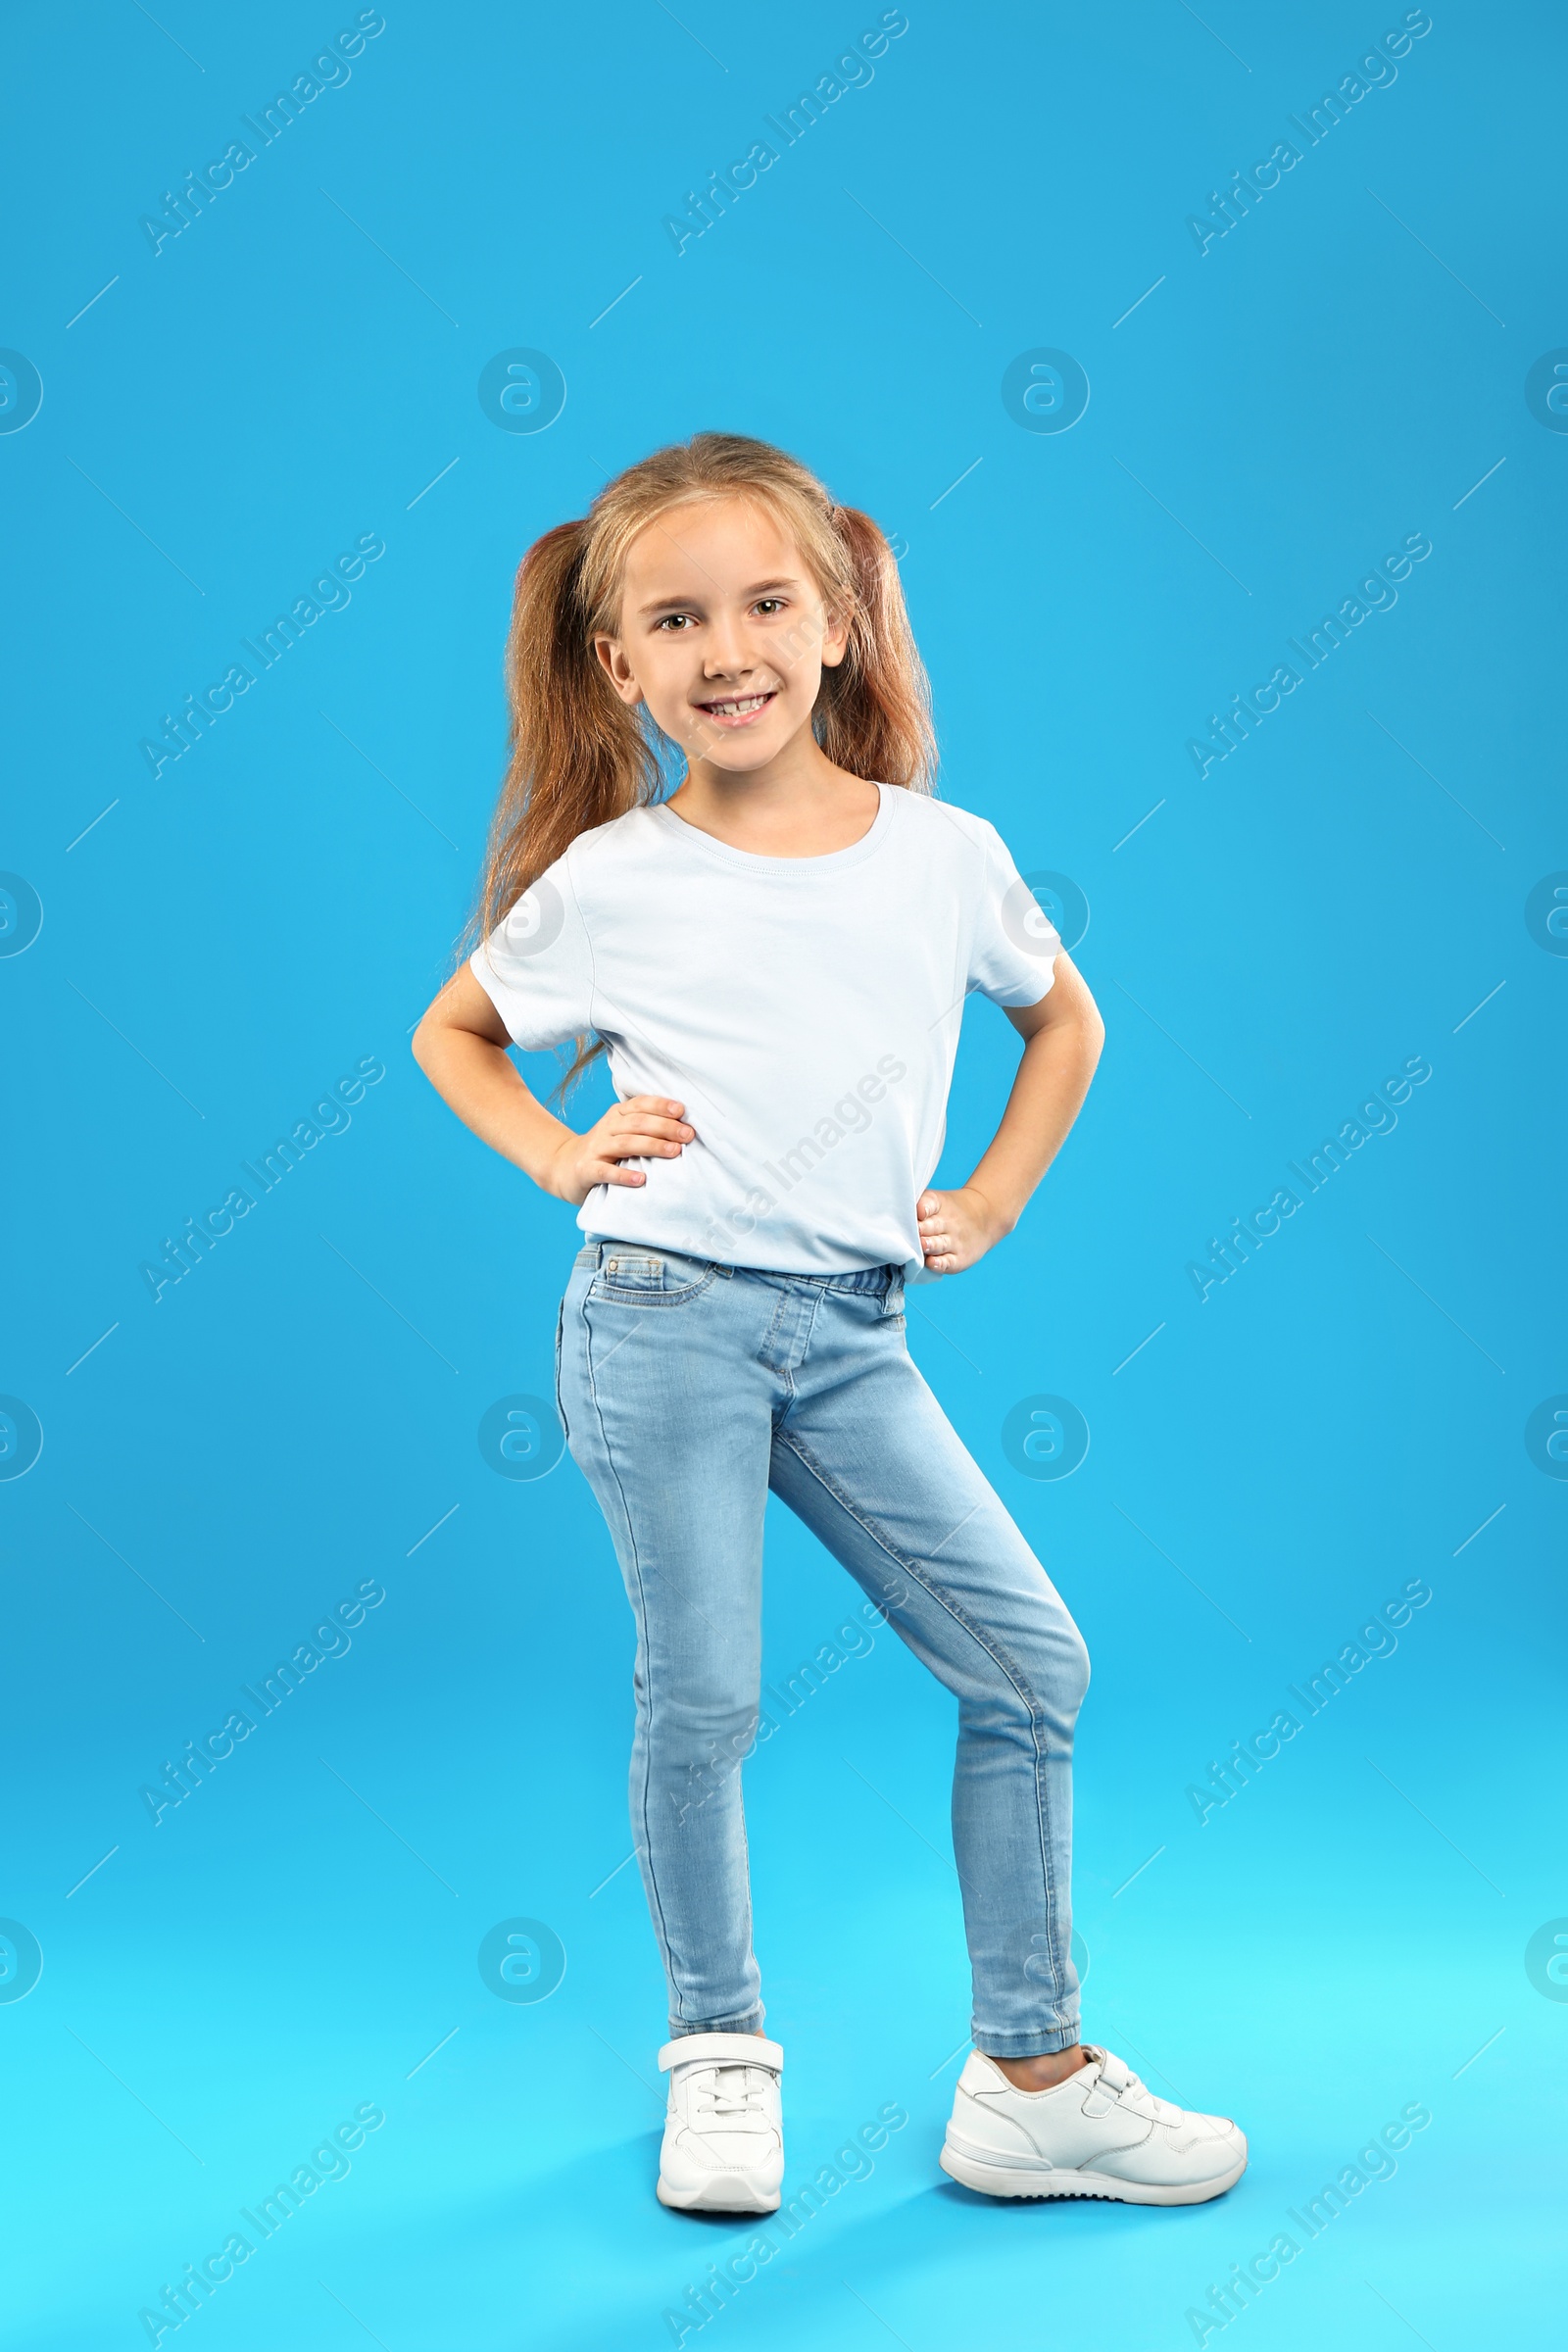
left=594, top=496, right=848, bottom=774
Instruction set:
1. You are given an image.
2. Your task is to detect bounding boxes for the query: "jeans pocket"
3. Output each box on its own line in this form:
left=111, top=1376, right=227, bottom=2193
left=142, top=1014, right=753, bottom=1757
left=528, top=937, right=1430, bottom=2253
left=598, top=1251, right=668, bottom=1292
left=592, top=1247, right=715, bottom=1304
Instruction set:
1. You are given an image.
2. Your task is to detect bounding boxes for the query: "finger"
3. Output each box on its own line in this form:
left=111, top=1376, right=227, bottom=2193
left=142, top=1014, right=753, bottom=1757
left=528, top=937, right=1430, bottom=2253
left=595, top=1163, right=647, bottom=1187
left=610, top=1131, right=688, bottom=1159
left=613, top=1113, right=694, bottom=1143
left=626, top=1096, right=686, bottom=1117
left=620, top=1110, right=693, bottom=1132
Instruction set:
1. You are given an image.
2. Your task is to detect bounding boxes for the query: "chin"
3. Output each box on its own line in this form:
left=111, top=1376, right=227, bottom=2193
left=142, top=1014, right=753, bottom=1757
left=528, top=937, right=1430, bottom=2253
left=679, top=726, right=791, bottom=773
left=710, top=739, right=787, bottom=772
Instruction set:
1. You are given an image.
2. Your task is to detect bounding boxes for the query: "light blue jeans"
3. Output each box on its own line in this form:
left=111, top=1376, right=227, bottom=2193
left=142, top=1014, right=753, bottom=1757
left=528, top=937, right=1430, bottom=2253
left=557, top=1239, right=1090, bottom=2058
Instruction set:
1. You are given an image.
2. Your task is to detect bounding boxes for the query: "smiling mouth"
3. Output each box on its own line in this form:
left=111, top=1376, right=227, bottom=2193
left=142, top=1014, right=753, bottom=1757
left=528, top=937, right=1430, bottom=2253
left=696, top=691, right=777, bottom=726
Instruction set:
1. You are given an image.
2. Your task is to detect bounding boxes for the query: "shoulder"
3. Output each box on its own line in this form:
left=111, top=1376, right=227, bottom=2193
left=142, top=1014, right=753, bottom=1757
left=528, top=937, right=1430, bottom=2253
left=544, top=805, right=666, bottom=906
left=562, top=804, right=664, bottom=871
left=885, top=789, right=1004, bottom=860
left=489, top=808, right=662, bottom=947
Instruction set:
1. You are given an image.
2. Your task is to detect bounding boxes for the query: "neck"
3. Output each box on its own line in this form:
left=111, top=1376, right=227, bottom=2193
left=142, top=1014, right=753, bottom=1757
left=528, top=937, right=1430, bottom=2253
left=666, top=729, right=880, bottom=858
left=678, top=721, right=838, bottom=811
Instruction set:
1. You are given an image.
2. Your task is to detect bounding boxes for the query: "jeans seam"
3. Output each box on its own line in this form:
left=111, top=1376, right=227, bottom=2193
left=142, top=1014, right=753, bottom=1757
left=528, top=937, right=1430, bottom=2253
left=757, top=1284, right=797, bottom=1402
left=770, top=1421, right=1074, bottom=2030
left=970, top=2027, right=1080, bottom=2058
left=577, top=1287, right=688, bottom=2021
left=589, top=1270, right=718, bottom=1309
left=553, top=1297, right=569, bottom=1444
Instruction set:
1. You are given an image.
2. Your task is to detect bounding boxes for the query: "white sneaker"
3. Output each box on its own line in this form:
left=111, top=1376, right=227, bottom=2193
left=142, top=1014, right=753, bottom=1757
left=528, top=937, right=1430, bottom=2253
left=940, top=2045, right=1247, bottom=2205
left=656, top=2033, right=785, bottom=2213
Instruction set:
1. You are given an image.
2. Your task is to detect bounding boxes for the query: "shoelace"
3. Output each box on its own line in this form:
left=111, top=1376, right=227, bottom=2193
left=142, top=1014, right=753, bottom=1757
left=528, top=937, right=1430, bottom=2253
left=694, top=2063, right=772, bottom=2122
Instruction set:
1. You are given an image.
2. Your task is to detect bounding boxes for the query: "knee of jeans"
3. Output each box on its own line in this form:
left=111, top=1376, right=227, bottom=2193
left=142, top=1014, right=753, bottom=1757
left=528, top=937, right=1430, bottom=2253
left=654, top=1690, right=760, bottom=1761
left=1066, top=1625, right=1091, bottom=1712
left=1016, top=1607, right=1090, bottom=1721
left=1023, top=1621, right=1090, bottom=1721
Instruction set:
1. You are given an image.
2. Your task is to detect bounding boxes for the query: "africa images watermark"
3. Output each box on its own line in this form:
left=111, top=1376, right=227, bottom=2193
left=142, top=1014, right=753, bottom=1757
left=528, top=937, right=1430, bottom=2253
left=139, top=1055, right=386, bottom=1302
left=139, top=533, right=386, bottom=780
left=1185, top=10, right=1433, bottom=257
left=698, top=1054, right=909, bottom=1259
left=674, top=1580, right=910, bottom=1832
left=1185, top=1577, right=1433, bottom=1827
left=662, top=10, right=908, bottom=254
left=1183, top=2097, right=1433, bottom=2344
left=138, top=12, right=387, bottom=256
left=662, top=2100, right=909, bottom=2343
left=1186, top=533, right=1432, bottom=781
left=138, top=1577, right=386, bottom=1826
left=136, top=2100, right=385, bottom=2345
left=1185, top=1054, right=1432, bottom=1302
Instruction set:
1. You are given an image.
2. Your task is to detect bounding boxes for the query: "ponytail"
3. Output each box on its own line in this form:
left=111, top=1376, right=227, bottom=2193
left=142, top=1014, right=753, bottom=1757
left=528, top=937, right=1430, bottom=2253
left=815, top=504, right=932, bottom=798
left=474, top=518, right=660, bottom=941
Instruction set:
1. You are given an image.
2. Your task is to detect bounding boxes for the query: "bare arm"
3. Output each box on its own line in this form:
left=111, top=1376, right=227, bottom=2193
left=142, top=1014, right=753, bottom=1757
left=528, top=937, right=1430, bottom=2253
left=916, top=952, right=1104, bottom=1274
left=411, top=966, right=694, bottom=1206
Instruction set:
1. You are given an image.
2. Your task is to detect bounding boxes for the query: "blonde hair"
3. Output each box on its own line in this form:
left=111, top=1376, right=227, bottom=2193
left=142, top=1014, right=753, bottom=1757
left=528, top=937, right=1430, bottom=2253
left=468, top=433, right=935, bottom=1091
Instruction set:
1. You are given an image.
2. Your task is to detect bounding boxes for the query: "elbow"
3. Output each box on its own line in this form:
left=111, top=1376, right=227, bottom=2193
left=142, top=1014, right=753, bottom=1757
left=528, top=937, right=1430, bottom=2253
left=1069, top=988, right=1105, bottom=1069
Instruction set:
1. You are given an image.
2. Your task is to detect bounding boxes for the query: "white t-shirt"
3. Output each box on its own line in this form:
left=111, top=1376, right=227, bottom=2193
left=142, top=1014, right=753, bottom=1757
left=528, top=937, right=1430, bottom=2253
left=469, top=784, right=1059, bottom=1277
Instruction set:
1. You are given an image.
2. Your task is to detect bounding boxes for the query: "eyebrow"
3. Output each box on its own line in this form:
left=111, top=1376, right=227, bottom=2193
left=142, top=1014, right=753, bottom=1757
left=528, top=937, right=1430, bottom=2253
left=634, top=574, right=806, bottom=616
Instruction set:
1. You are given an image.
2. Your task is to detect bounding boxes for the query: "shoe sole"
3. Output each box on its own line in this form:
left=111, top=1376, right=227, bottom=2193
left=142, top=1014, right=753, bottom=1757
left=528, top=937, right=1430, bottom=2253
left=939, top=2141, right=1247, bottom=2206
left=657, top=2176, right=781, bottom=2215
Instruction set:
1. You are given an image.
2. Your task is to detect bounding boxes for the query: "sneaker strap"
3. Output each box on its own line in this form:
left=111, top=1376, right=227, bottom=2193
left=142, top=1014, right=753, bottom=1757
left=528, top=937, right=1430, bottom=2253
left=659, top=2033, right=784, bottom=2074
left=1084, top=2046, right=1170, bottom=2121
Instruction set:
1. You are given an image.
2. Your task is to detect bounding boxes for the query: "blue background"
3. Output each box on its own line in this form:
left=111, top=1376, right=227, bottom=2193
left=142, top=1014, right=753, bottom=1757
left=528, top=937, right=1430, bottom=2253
left=3, top=2, right=1563, bottom=2345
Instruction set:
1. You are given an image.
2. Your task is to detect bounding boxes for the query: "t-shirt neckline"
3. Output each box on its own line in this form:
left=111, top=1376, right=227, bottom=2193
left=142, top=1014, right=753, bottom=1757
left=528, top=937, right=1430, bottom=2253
left=648, top=781, right=891, bottom=875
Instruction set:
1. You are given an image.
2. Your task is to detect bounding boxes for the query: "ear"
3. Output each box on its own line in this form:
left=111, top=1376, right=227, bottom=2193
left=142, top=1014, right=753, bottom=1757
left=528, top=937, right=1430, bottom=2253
left=593, top=634, right=645, bottom=709
left=818, top=607, right=850, bottom=670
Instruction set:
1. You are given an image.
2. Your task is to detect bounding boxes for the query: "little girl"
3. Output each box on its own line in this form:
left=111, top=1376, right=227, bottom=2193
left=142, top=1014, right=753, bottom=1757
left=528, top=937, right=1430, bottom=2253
left=415, top=434, right=1246, bottom=2212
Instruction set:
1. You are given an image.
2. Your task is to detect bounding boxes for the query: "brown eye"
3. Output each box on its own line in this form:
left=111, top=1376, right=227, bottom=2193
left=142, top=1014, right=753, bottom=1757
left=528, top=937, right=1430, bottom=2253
left=754, top=598, right=785, bottom=615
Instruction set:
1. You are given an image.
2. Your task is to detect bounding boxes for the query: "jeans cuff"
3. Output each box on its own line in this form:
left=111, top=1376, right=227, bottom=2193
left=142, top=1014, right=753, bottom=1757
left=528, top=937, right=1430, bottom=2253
left=667, top=2006, right=765, bottom=2039
left=971, top=2019, right=1081, bottom=2059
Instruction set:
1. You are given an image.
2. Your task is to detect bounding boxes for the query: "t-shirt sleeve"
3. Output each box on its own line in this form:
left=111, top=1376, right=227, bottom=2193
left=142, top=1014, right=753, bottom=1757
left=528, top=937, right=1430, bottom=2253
left=467, top=849, right=595, bottom=1052
left=965, top=820, right=1060, bottom=1005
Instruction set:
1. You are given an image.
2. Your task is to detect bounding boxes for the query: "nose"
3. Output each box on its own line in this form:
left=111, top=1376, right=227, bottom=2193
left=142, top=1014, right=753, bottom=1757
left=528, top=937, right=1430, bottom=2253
left=701, top=610, right=754, bottom=679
